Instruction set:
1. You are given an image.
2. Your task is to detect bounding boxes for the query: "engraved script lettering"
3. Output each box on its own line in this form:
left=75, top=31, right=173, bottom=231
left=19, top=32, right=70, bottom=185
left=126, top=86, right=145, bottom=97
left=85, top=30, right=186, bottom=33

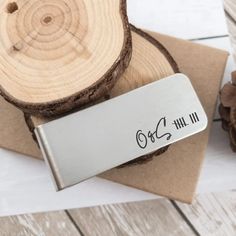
left=136, top=117, right=172, bottom=149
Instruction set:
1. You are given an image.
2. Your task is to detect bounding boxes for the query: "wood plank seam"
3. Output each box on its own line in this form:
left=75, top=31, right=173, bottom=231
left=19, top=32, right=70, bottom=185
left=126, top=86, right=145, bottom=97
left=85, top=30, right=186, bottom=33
left=175, top=191, right=236, bottom=235
left=67, top=199, right=197, bottom=235
left=65, top=210, right=85, bottom=236
left=170, top=200, right=201, bottom=236
left=190, top=35, right=229, bottom=41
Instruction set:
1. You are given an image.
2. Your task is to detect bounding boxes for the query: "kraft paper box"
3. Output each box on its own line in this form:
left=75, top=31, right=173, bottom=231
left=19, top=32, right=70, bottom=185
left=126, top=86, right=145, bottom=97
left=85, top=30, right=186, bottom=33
left=0, top=31, right=228, bottom=203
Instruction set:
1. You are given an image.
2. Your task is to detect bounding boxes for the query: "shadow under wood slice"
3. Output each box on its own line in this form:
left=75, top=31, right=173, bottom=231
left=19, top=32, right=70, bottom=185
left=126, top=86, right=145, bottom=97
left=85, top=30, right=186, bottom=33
left=0, top=0, right=132, bottom=116
left=26, top=25, right=179, bottom=165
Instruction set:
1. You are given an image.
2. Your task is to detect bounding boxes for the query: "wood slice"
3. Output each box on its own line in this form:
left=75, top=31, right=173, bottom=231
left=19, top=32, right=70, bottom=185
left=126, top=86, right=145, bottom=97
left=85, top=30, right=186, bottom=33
left=109, top=25, right=179, bottom=97
left=0, top=0, right=131, bottom=116
left=25, top=25, right=179, bottom=164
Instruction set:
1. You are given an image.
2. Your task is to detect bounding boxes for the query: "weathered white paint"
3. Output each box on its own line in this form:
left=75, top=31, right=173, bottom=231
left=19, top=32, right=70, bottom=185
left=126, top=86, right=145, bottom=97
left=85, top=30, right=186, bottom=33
left=0, top=211, right=81, bottom=236
left=177, top=191, right=236, bottom=236
left=69, top=199, right=195, bottom=236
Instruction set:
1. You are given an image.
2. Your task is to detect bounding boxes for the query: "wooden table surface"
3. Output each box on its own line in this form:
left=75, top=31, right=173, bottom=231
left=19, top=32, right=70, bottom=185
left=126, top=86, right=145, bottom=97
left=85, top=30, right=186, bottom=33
left=1, top=191, right=236, bottom=235
left=1, top=0, right=236, bottom=235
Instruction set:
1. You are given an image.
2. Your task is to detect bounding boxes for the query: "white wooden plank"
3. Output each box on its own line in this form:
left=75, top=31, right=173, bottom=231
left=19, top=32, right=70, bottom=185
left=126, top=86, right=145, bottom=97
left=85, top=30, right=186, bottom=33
left=0, top=211, right=81, bottom=236
left=176, top=191, right=236, bottom=236
left=128, top=0, right=228, bottom=39
left=224, top=0, right=236, bottom=63
left=197, top=122, right=236, bottom=194
left=69, top=199, right=195, bottom=236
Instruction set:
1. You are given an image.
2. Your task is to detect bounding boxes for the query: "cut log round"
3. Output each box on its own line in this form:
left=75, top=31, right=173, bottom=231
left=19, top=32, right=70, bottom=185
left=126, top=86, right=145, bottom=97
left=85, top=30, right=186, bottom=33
left=25, top=25, right=179, bottom=164
left=109, top=25, right=179, bottom=98
left=0, top=0, right=131, bottom=116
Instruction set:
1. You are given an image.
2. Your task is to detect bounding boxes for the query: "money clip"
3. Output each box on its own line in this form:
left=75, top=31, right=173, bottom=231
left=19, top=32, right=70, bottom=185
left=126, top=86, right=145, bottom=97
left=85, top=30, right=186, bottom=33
left=35, top=73, right=208, bottom=191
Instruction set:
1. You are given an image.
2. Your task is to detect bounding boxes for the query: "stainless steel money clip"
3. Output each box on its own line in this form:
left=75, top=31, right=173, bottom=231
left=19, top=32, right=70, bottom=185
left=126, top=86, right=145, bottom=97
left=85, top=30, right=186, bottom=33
left=35, top=73, right=208, bottom=191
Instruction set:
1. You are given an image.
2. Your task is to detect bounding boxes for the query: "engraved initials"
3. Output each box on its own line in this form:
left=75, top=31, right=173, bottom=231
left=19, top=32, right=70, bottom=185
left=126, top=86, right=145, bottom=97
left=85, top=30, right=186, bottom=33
left=136, top=117, right=172, bottom=149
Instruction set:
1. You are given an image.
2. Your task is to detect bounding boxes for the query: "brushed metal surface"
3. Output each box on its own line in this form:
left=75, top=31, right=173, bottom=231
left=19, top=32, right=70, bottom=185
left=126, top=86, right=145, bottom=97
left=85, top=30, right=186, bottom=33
left=35, top=74, right=208, bottom=190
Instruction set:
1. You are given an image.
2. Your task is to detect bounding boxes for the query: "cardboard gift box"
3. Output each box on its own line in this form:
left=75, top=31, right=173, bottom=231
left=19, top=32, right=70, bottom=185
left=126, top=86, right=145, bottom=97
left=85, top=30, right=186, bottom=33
left=0, top=30, right=228, bottom=203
